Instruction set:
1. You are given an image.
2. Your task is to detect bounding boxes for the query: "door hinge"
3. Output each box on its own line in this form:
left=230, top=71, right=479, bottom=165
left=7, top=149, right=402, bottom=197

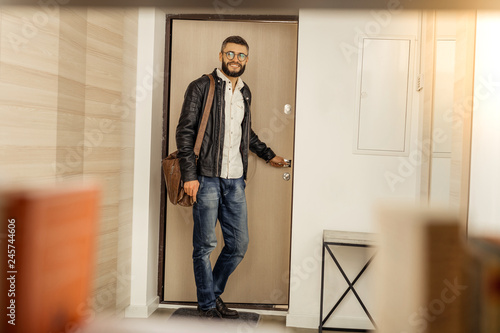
left=416, top=74, right=424, bottom=91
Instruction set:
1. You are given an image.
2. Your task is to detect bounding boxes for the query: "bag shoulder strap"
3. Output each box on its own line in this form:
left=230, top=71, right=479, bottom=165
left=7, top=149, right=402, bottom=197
left=193, top=74, right=215, bottom=157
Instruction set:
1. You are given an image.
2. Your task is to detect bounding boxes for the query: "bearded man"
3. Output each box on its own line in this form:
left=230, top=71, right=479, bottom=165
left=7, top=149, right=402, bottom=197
left=175, top=35, right=285, bottom=319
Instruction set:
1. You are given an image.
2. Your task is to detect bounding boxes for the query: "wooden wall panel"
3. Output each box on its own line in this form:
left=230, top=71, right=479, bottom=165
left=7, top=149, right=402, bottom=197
left=56, top=8, right=87, bottom=179
left=0, top=7, right=60, bottom=184
left=116, top=7, right=138, bottom=314
left=83, top=8, right=124, bottom=314
left=0, top=7, right=139, bottom=316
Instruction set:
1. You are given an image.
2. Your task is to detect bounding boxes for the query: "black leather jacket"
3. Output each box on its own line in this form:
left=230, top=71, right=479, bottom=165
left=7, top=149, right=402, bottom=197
left=176, top=68, right=276, bottom=183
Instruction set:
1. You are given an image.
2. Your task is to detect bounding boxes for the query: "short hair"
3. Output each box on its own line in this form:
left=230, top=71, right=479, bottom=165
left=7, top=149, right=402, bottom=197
left=220, top=36, right=249, bottom=53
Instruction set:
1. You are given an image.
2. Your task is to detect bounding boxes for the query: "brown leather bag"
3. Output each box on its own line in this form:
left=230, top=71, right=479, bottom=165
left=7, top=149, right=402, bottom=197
left=162, top=74, right=215, bottom=206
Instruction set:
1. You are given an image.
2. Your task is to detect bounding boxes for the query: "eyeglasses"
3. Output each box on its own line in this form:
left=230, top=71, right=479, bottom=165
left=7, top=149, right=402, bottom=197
left=224, top=51, right=248, bottom=62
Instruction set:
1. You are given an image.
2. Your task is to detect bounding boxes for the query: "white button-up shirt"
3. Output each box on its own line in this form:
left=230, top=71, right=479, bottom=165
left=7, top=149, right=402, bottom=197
left=217, top=68, right=245, bottom=179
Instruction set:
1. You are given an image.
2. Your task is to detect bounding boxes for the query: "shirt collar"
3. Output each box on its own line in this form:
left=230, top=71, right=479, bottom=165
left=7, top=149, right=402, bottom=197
left=217, top=68, right=245, bottom=91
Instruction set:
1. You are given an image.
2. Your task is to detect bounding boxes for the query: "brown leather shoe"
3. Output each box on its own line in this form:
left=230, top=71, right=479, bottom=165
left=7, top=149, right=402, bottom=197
left=215, top=297, right=239, bottom=319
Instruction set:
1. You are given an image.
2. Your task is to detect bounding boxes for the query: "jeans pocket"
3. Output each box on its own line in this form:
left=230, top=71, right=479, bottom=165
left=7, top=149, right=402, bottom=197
left=197, top=175, right=204, bottom=192
left=237, top=177, right=246, bottom=190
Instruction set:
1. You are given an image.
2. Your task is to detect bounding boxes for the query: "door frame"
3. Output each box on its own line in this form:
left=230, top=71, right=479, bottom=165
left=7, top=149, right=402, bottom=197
left=158, top=13, right=299, bottom=307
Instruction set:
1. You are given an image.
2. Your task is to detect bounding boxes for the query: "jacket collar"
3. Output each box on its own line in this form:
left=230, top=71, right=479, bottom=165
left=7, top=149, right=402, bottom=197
left=211, top=68, right=250, bottom=100
left=216, top=68, right=245, bottom=91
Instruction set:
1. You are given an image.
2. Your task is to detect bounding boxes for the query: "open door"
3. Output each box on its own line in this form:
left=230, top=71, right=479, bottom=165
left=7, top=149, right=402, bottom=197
left=160, top=16, right=298, bottom=307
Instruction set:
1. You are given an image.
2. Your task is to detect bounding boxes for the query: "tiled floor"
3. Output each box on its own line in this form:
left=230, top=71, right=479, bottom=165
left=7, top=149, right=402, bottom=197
left=151, top=307, right=317, bottom=333
left=83, top=307, right=318, bottom=333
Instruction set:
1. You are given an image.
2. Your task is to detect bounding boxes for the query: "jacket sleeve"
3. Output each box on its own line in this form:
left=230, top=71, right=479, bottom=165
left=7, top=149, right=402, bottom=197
left=249, top=128, right=276, bottom=162
left=176, top=80, right=203, bottom=183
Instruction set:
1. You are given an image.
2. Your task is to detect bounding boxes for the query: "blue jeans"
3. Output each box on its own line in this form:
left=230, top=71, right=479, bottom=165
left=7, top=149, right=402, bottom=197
left=192, top=176, right=249, bottom=310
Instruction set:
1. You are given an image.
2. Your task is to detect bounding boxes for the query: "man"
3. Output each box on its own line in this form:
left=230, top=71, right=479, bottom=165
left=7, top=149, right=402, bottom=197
left=176, top=35, right=286, bottom=319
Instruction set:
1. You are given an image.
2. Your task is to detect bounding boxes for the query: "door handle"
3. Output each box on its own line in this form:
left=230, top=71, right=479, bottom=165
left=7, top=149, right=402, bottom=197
left=283, top=159, right=292, bottom=168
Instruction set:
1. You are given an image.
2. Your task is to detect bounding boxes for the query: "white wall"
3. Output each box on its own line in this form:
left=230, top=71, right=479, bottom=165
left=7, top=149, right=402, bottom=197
left=287, top=9, right=422, bottom=329
left=124, top=7, right=428, bottom=328
left=468, top=11, right=500, bottom=237
left=429, top=12, right=458, bottom=207
left=126, top=7, right=166, bottom=318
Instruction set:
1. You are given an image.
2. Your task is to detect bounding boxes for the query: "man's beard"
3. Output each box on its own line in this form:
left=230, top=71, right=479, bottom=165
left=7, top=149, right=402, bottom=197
left=221, top=60, right=246, bottom=78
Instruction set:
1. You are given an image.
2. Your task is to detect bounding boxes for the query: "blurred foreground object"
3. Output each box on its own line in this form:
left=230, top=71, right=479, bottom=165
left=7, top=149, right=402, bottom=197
left=468, top=237, right=500, bottom=333
left=375, top=206, right=469, bottom=333
left=0, top=183, right=100, bottom=333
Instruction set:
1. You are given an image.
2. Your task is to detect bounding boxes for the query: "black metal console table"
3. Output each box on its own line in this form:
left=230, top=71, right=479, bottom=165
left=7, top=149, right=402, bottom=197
left=319, top=230, right=377, bottom=332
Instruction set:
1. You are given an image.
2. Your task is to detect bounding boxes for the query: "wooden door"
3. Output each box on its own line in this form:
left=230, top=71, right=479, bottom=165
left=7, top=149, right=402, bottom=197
left=163, top=18, right=297, bottom=306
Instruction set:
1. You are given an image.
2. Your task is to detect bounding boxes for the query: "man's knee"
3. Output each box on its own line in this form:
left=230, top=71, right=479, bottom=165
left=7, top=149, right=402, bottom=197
left=236, top=235, right=249, bottom=257
left=193, top=238, right=217, bottom=259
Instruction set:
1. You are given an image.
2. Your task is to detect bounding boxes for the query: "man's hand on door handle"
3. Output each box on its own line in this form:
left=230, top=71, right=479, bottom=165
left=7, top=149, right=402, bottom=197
left=269, top=156, right=291, bottom=168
